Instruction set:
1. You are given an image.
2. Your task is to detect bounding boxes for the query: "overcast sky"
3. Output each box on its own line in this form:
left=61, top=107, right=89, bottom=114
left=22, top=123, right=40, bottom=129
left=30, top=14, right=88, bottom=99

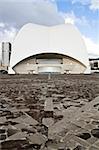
left=0, top=0, right=99, bottom=56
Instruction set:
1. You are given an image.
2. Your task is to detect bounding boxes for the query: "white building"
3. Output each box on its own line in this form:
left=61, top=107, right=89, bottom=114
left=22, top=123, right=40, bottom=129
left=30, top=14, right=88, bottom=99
left=9, top=23, right=90, bottom=74
left=0, top=42, right=11, bottom=73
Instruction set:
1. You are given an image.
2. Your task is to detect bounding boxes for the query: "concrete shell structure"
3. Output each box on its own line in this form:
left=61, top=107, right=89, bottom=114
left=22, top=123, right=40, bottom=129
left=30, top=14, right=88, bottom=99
left=10, top=23, right=89, bottom=74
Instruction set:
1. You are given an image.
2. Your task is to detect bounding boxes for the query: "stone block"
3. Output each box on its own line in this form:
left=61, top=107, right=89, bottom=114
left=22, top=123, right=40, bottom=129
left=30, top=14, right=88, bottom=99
left=10, top=113, right=39, bottom=126
left=27, top=133, right=47, bottom=146
left=44, top=98, right=53, bottom=117
left=6, top=132, right=27, bottom=141
left=42, top=118, right=54, bottom=128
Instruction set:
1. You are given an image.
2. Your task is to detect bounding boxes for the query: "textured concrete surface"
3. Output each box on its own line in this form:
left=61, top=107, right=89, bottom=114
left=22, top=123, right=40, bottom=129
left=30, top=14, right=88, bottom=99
left=0, top=74, right=99, bottom=150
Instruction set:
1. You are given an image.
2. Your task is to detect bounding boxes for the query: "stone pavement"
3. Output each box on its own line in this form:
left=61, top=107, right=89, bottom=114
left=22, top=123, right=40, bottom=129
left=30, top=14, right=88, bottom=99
left=0, top=74, right=99, bottom=150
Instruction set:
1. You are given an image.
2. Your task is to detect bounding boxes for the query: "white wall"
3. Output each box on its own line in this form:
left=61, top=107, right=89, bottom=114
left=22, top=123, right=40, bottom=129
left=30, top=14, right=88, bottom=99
left=10, top=23, right=89, bottom=73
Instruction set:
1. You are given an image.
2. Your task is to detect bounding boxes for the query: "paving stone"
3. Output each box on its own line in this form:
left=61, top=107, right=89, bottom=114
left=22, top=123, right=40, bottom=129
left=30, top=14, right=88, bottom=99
left=87, top=136, right=98, bottom=145
left=73, top=145, right=86, bottom=150
left=54, top=103, right=63, bottom=111
left=44, top=98, right=53, bottom=117
left=44, top=98, right=53, bottom=111
left=94, top=139, right=99, bottom=147
left=64, top=139, right=77, bottom=149
left=84, top=123, right=96, bottom=131
left=77, top=132, right=91, bottom=140
left=7, top=125, right=20, bottom=137
left=1, top=139, right=28, bottom=149
left=0, top=75, right=99, bottom=149
left=46, top=141, right=66, bottom=150
left=61, top=97, right=72, bottom=102
left=42, top=118, right=54, bottom=128
left=6, top=132, right=27, bottom=141
left=72, top=135, right=90, bottom=147
left=52, top=94, right=65, bottom=98
left=0, top=129, right=6, bottom=134
left=10, top=107, right=30, bottom=113
left=0, top=134, right=6, bottom=140
left=27, top=133, right=47, bottom=146
left=14, top=123, right=28, bottom=130
left=48, top=119, right=69, bottom=140
left=54, top=113, right=63, bottom=122
left=91, top=128, right=99, bottom=138
left=89, top=146, right=99, bottom=150
left=72, top=119, right=87, bottom=128
left=10, top=113, right=39, bottom=126
left=0, top=116, right=7, bottom=124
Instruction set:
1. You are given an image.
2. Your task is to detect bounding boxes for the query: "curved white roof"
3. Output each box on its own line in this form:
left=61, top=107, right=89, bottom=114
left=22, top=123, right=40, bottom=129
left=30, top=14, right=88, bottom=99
left=10, top=23, right=89, bottom=69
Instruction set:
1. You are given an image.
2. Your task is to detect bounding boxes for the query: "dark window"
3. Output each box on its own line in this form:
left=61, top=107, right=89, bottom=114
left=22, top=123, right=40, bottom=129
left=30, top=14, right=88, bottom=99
left=94, top=62, right=98, bottom=68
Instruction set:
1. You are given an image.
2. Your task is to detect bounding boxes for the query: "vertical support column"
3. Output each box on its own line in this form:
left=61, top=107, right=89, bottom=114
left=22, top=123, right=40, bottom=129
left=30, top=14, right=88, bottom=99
left=35, top=65, right=38, bottom=74
left=61, top=65, right=64, bottom=74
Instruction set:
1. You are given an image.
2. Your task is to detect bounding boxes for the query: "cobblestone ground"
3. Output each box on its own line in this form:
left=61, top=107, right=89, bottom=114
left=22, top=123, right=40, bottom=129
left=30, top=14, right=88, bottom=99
left=0, top=74, right=99, bottom=150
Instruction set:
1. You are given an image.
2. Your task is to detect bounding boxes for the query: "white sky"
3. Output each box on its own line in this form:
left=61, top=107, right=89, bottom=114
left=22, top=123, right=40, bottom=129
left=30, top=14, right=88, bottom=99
left=0, top=0, right=99, bottom=58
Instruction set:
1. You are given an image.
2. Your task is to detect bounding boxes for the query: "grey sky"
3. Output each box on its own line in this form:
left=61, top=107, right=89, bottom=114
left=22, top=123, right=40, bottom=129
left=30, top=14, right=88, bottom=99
left=0, top=0, right=65, bottom=61
left=0, top=0, right=99, bottom=56
left=0, top=0, right=64, bottom=29
left=0, top=0, right=65, bottom=44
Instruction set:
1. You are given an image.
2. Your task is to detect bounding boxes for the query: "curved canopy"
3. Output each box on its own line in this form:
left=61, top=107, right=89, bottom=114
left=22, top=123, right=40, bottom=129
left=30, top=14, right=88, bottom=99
left=10, top=23, right=89, bottom=70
